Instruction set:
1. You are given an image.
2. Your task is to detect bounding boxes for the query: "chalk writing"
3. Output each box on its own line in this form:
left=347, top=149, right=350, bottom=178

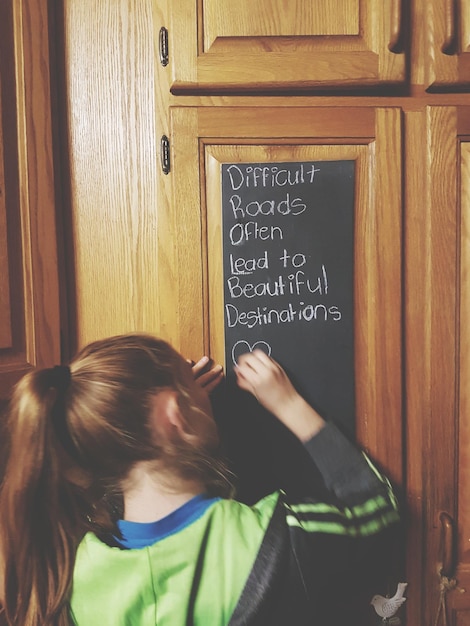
left=221, top=160, right=355, bottom=433
left=229, top=193, right=307, bottom=218
left=226, top=303, right=342, bottom=329
left=231, top=340, right=272, bottom=366
left=226, top=163, right=321, bottom=189
left=229, top=221, right=283, bottom=245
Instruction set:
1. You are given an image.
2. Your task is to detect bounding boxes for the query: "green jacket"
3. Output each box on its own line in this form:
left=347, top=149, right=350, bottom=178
left=70, top=423, right=399, bottom=625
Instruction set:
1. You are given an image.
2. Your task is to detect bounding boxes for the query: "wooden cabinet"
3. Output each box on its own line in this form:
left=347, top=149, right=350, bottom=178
left=163, top=0, right=470, bottom=93
left=54, top=2, right=470, bottom=624
left=161, top=105, right=403, bottom=486
left=167, top=0, right=406, bottom=92
left=406, top=106, right=470, bottom=624
left=426, top=0, right=470, bottom=91
left=0, top=0, right=61, bottom=401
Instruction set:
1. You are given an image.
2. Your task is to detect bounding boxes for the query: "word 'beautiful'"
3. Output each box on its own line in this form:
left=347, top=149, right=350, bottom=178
left=227, top=268, right=328, bottom=299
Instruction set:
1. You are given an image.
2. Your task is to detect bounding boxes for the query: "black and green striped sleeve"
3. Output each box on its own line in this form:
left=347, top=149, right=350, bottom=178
left=284, top=422, right=399, bottom=537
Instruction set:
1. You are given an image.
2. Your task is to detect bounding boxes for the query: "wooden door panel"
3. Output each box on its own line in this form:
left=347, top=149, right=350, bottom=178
left=427, top=0, right=470, bottom=90
left=167, top=0, right=405, bottom=92
left=453, top=140, right=470, bottom=611
left=62, top=0, right=158, bottom=350
left=202, top=0, right=359, bottom=43
left=0, top=96, right=12, bottom=350
left=165, top=106, right=403, bottom=486
left=408, top=107, right=470, bottom=624
left=0, top=0, right=61, bottom=400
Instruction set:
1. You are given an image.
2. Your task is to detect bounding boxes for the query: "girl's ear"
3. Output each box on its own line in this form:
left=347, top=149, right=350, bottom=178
left=149, top=390, right=188, bottom=439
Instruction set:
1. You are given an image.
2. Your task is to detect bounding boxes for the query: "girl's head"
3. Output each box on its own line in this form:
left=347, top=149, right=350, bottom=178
left=63, top=333, right=223, bottom=493
left=0, top=333, right=230, bottom=626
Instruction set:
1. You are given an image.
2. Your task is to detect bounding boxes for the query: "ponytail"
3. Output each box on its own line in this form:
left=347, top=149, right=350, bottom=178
left=0, top=368, right=91, bottom=625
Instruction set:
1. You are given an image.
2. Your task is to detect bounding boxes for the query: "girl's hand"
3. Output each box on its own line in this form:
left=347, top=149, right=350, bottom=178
left=190, top=356, right=224, bottom=394
left=235, top=350, right=298, bottom=415
left=235, top=350, right=325, bottom=441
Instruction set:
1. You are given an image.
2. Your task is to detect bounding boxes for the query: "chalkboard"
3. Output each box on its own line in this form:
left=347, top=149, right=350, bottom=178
left=221, top=160, right=356, bottom=435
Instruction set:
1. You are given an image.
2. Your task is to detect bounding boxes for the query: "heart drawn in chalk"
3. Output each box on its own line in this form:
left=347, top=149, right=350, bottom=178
left=231, top=340, right=272, bottom=366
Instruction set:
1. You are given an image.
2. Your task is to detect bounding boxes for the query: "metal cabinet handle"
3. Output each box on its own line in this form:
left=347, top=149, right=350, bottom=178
left=439, top=512, right=456, bottom=578
left=388, top=0, right=403, bottom=53
left=441, top=0, right=457, bottom=55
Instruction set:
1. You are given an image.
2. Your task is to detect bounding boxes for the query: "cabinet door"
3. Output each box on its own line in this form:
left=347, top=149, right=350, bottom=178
left=0, top=0, right=61, bottom=401
left=161, top=105, right=403, bottom=489
left=166, top=0, right=406, bottom=92
left=406, top=107, right=470, bottom=624
left=61, top=0, right=158, bottom=350
left=427, top=0, right=470, bottom=90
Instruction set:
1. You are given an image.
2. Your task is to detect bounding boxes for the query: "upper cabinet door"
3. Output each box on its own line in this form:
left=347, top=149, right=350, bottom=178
left=426, top=0, right=470, bottom=90
left=167, top=0, right=406, bottom=92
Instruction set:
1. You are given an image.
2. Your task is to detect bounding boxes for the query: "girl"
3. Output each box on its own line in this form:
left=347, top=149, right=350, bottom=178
left=0, top=333, right=399, bottom=625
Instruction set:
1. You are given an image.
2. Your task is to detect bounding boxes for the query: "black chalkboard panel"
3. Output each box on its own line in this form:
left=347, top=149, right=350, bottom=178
left=221, top=160, right=355, bottom=435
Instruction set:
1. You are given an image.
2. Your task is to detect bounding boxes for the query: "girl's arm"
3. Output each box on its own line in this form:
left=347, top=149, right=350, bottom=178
left=235, top=349, right=398, bottom=517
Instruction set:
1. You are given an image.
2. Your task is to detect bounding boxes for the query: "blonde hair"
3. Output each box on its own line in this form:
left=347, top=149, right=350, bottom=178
left=0, top=334, right=231, bottom=625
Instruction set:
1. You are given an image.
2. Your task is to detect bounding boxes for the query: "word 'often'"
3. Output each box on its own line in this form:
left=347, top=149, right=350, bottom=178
left=229, top=221, right=283, bottom=245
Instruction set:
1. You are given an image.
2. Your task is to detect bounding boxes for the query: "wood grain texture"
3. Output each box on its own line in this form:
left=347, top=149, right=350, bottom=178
left=406, top=106, right=462, bottom=623
left=0, top=0, right=60, bottom=398
left=426, top=106, right=460, bottom=622
left=0, top=73, right=13, bottom=349
left=403, top=105, right=470, bottom=625
left=14, top=0, right=61, bottom=366
left=448, top=138, right=470, bottom=613
left=202, top=0, right=359, bottom=46
left=197, top=106, right=376, bottom=138
left=63, top=0, right=158, bottom=348
left=353, top=108, right=403, bottom=486
left=169, top=0, right=405, bottom=91
left=426, top=0, right=470, bottom=89
left=462, top=0, right=470, bottom=52
left=460, top=144, right=470, bottom=543
left=404, top=109, right=429, bottom=626
left=162, top=107, right=205, bottom=357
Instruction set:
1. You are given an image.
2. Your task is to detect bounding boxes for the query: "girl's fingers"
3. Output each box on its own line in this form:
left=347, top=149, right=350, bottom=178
left=234, top=367, right=255, bottom=394
left=249, top=349, right=274, bottom=366
left=197, top=365, right=223, bottom=386
left=190, top=357, right=224, bottom=392
left=191, top=356, right=210, bottom=377
left=237, top=350, right=271, bottom=374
